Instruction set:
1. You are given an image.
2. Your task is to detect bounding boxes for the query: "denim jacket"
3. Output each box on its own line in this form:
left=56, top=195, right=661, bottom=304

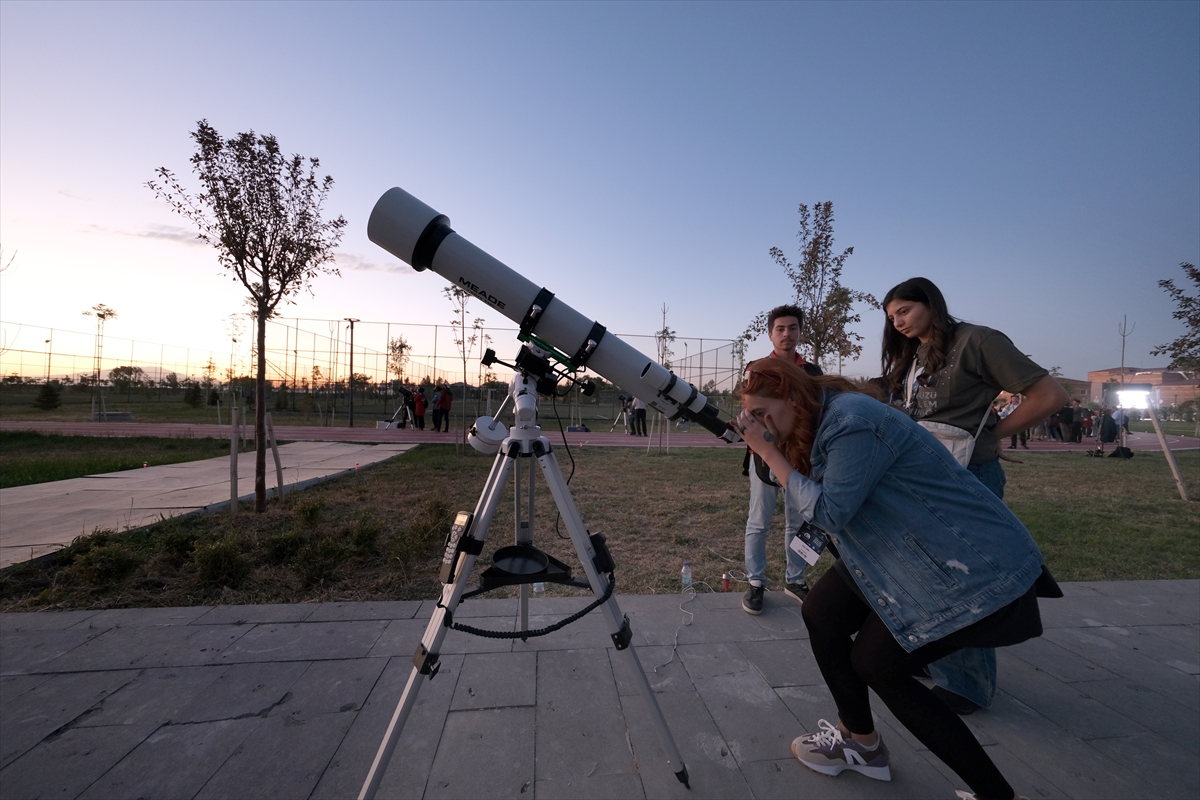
left=786, top=391, right=1045, bottom=652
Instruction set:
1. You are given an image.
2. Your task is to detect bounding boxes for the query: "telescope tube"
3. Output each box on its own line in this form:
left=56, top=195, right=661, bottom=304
left=367, top=187, right=736, bottom=441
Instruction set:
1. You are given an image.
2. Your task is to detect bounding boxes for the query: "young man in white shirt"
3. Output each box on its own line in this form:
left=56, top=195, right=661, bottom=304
left=742, top=304, right=821, bottom=615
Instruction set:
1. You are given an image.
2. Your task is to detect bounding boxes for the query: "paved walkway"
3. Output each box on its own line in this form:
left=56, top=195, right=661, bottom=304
left=5, top=419, right=1198, bottom=451
left=1, top=580, right=1196, bottom=799
left=0, top=442, right=415, bottom=568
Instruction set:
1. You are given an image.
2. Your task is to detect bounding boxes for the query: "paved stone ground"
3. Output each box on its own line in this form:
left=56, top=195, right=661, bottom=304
left=1, top=580, right=1196, bottom=799
left=0, top=442, right=415, bottom=568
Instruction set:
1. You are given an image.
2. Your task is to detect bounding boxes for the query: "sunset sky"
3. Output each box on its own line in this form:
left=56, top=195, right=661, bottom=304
left=1, top=1, right=1197, bottom=384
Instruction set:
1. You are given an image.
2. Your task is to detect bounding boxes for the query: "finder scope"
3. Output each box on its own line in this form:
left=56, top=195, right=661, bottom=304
left=368, top=187, right=737, bottom=442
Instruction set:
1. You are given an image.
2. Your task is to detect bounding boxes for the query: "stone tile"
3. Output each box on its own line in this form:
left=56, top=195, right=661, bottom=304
left=0, top=609, right=102, bottom=632
left=534, top=771, right=645, bottom=799
left=77, top=606, right=213, bottom=628
left=1079, top=678, right=1199, bottom=753
left=1003, top=636, right=1119, bottom=683
left=76, top=665, right=226, bottom=729
left=688, top=660, right=805, bottom=764
left=305, top=600, right=423, bottom=622
left=366, top=618, right=440, bottom=658
left=423, top=707, right=535, bottom=799
left=0, top=723, right=147, bottom=800
left=968, top=695, right=1144, bottom=798
left=191, top=603, right=316, bottom=625
left=1141, top=623, right=1200, bottom=651
left=0, top=627, right=107, bottom=675
left=46, top=623, right=247, bottom=671
left=620, top=689, right=754, bottom=800
left=1039, top=594, right=1193, bottom=629
left=678, top=640, right=753, bottom=682
left=914, top=737, right=1068, bottom=799
left=310, top=654, right=464, bottom=800
left=282, top=658, right=388, bottom=717
left=0, top=673, right=52, bottom=708
left=0, top=670, right=137, bottom=769
left=450, top=651, right=536, bottom=710
left=510, top=607, right=613, bottom=651
left=77, top=717, right=264, bottom=800
left=609, top=644, right=693, bottom=696
left=195, top=711, right=356, bottom=800
left=534, top=649, right=637, bottom=790
left=172, top=661, right=310, bottom=723
left=216, top=620, right=388, bottom=663
left=1086, top=733, right=1200, bottom=800
left=995, top=653, right=1147, bottom=740
left=1083, top=624, right=1200, bottom=674
left=1043, top=627, right=1200, bottom=711
left=738, top=638, right=821, bottom=687
left=440, top=619, right=516, bottom=654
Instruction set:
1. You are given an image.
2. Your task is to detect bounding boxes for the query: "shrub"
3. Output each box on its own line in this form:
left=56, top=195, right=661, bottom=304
left=183, top=384, right=203, bottom=408
left=68, top=543, right=143, bottom=586
left=293, top=498, right=325, bottom=528
left=33, top=382, right=62, bottom=411
left=194, top=535, right=253, bottom=587
left=294, top=539, right=347, bottom=587
left=351, top=513, right=383, bottom=555
left=262, top=531, right=305, bottom=564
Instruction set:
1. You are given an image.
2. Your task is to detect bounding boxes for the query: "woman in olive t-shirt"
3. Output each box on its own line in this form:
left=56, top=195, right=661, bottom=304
left=879, top=277, right=1068, bottom=714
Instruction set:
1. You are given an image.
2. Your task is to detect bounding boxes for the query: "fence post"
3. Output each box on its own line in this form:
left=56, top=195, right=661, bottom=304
left=266, top=411, right=285, bottom=503
left=229, top=405, right=239, bottom=517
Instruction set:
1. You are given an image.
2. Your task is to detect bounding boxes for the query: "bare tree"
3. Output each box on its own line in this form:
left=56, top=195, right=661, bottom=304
left=148, top=120, right=347, bottom=512
left=744, top=202, right=879, bottom=371
left=443, top=285, right=484, bottom=447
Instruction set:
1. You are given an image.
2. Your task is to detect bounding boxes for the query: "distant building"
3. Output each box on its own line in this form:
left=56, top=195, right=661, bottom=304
left=1086, top=367, right=1199, bottom=407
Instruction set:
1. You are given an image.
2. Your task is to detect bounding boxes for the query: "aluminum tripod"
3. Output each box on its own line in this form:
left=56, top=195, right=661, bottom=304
left=358, top=373, right=690, bottom=799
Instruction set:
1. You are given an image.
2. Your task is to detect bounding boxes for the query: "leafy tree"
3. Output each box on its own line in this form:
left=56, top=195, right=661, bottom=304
left=33, top=381, right=62, bottom=410
left=1151, top=262, right=1200, bottom=372
left=183, top=382, right=204, bottom=407
left=387, top=335, right=411, bottom=383
left=744, top=202, right=879, bottom=371
left=108, top=365, right=145, bottom=401
left=655, top=303, right=676, bottom=368
left=149, top=120, right=347, bottom=512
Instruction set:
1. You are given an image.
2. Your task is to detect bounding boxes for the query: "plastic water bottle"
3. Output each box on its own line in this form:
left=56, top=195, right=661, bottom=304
left=533, top=581, right=545, bottom=596
left=681, top=561, right=693, bottom=592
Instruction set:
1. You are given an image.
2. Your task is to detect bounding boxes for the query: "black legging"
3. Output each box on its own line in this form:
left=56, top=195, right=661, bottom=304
left=802, top=568, right=1014, bottom=800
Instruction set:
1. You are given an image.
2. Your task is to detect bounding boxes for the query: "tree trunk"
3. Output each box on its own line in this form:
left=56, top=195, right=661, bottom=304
left=255, top=309, right=268, bottom=512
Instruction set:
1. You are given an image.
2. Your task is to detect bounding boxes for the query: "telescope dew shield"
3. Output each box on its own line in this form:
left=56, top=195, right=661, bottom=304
left=368, top=187, right=735, bottom=441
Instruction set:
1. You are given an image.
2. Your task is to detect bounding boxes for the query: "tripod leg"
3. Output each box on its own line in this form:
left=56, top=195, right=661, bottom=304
left=532, top=442, right=690, bottom=788
left=358, top=446, right=516, bottom=800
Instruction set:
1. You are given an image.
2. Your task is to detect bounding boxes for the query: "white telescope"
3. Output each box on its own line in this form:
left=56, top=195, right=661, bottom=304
left=368, top=187, right=738, bottom=441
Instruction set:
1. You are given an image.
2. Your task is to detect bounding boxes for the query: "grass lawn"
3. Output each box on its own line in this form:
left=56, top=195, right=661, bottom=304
left=0, top=431, right=253, bottom=489
left=1, top=444, right=1196, bottom=611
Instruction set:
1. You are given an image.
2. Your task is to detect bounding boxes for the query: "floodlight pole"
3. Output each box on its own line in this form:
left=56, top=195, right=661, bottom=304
left=345, top=318, right=360, bottom=427
left=1148, top=396, right=1190, bottom=502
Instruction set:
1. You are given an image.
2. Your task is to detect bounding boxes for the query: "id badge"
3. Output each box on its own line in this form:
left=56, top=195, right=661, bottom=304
left=789, top=522, right=828, bottom=566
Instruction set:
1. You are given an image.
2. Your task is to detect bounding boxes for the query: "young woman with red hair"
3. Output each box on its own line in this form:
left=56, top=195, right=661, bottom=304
left=734, top=358, right=1053, bottom=800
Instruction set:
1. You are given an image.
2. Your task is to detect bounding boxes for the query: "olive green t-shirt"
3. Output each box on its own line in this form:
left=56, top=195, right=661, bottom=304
left=908, top=323, right=1048, bottom=465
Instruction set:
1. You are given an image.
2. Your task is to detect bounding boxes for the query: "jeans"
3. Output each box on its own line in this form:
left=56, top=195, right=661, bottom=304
left=925, top=457, right=1006, bottom=709
left=745, top=467, right=807, bottom=586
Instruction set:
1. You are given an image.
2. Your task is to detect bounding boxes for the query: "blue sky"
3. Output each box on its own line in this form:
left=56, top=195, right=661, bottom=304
left=1, top=1, right=1197, bottom=381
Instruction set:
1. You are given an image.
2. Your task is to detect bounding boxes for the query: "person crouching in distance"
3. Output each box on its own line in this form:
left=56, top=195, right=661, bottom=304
left=734, top=358, right=1055, bottom=800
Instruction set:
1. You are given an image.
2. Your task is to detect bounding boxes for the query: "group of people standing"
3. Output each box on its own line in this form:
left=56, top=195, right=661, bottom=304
left=736, top=277, right=1066, bottom=800
left=395, top=383, right=453, bottom=432
left=1001, top=395, right=1131, bottom=447
left=620, top=395, right=649, bottom=436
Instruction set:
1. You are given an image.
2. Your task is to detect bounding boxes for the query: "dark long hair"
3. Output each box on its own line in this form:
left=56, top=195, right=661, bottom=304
left=740, top=359, right=879, bottom=476
left=880, top=277, right=959, bottom=399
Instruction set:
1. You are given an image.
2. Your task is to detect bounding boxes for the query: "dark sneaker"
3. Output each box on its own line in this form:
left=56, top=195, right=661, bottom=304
left=784, top=581, right=809, bottom=602
left=741, top=584, right=764, bottom=615
left=791, top=719, right=891, bottom=781
left=932, top=685, right=983, bottom=716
